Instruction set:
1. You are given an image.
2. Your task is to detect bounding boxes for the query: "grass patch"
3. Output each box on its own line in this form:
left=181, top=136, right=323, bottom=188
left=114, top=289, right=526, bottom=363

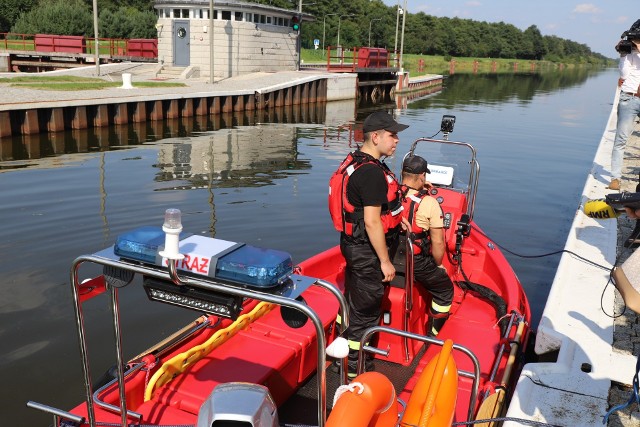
left=0, top=75, right=186, bottom=90
left=301, top=48, right=576, bottom=76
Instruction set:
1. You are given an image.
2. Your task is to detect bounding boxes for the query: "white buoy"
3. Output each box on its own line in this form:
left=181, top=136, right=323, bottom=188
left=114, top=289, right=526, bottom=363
left=326, top=337, right=350, bottom=359
left=120, top=73, right=133, bottom=89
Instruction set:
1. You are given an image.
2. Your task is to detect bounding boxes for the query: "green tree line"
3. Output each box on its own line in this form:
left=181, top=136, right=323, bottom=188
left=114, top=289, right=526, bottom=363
left=1, top=0, right=611, bottom=64
left=1, top=0, right=156, bottom=39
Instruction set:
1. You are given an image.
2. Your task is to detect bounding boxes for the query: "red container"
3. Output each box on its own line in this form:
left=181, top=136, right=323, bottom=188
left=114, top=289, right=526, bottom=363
left=127, top=39, right=158, bottom=58
left=357, top=47, right=388, bottom=68
left=35, top=34, right=85, bottom=54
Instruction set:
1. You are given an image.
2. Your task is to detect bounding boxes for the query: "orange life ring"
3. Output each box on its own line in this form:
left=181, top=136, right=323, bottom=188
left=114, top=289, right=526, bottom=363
left=400, top=339, right=458, bottom=427
left=327, top=371, right=398, bottom=427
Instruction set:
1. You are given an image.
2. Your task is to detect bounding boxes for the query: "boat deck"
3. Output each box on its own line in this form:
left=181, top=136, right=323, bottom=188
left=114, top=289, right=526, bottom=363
left=506, top=90, right=640, bottom=426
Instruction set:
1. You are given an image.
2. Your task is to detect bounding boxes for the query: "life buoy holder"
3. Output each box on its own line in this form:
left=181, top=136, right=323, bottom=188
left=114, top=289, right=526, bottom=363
left=400, top=338, right=458, bottom=427
left=326, top=371, right=398, bottom=427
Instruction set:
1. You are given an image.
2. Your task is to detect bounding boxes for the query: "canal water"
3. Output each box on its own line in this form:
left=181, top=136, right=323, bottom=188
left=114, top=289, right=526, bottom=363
left=1, top=67, right=618, bottom=425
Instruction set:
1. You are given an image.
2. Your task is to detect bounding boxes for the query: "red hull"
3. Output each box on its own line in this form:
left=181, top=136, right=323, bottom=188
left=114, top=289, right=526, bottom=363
left=65, top=184, right=530, bottom=426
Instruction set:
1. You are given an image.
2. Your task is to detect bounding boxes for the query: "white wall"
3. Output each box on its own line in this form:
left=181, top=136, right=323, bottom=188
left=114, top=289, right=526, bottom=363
left=157, top=18, right=298, bottom=78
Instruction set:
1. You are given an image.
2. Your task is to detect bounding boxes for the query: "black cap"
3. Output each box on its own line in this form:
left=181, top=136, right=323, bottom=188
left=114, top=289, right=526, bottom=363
left=403, top=155, right=430, bottom=174
left=363, top=111, right=409, bottom=134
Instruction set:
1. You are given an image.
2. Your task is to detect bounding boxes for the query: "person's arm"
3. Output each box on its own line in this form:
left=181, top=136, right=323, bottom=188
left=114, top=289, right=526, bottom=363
left=364, top=205, right=395, bottom=282
left=429, top=227, right=446, bottom=266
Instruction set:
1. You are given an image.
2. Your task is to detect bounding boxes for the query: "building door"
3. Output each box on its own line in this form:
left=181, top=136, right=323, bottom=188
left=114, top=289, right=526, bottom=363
left=174, top=21, right=190, bottom=66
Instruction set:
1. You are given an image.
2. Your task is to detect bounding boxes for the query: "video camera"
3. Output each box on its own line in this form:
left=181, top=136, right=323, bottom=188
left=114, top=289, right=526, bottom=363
left=616, top=19, right=640, bottom=55
left=605, top=191, right=640, bottom=211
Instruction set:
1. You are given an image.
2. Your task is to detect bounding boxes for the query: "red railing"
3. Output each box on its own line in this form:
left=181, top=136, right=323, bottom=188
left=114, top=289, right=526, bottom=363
left=325, top=46, right=393, bottom=71
left=0, top=32, right=157, bottom=58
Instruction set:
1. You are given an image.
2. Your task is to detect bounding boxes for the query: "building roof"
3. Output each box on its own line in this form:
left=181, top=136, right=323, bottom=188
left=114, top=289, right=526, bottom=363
left=154, top=0, right=315, bottom=20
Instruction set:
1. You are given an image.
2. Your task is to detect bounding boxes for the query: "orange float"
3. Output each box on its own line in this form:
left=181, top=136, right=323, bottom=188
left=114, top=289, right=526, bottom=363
left=326, top=371, right=398, bottom=427
left=400, top=339, right=458, bottom=427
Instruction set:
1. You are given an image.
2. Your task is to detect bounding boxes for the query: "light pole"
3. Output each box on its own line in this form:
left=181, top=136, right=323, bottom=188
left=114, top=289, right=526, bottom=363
left=399, top=0, right=407, bottom=70
left=337, top=14, right=354, bottom=48
left=209, top=0, right=214, bottom=83
left=323, top=13, right=338, bottom=53
left=368, top=18, right=382, bottom=47
left=394, top=3, right=403, bottom=66
left=92, top=0, right=99, bottom=75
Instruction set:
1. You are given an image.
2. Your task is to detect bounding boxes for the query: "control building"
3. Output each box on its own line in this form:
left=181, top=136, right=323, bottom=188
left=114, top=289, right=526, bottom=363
left=153, top=0, right=312, bottom=79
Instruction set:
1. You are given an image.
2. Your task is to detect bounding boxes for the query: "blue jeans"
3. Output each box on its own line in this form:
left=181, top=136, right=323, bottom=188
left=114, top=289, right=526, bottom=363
left=612, top=92, right=640, bottom=179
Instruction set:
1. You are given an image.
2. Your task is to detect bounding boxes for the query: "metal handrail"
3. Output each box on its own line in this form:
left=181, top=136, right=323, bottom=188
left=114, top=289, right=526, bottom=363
left=360, top=325, right=481, bottom=422
left=69, top=250, right=349, bottom=427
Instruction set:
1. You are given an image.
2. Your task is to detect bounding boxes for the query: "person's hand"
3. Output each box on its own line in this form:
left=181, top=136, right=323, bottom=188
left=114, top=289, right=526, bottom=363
left=400, top=217, right=411, bottom=232
left=380, top=259, right=395, bottom=282
left=423, top=181, right=434, bottom=191
left=618, top=78, right=625, bottom=87
left=625, top=207, right=640, bottom=219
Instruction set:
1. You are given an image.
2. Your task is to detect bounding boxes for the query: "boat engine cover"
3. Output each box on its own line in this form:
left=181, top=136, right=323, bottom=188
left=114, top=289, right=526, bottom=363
left=196, top=382, right=279, bottom=427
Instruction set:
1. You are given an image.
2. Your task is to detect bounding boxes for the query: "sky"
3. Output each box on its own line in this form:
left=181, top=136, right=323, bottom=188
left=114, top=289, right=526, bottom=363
left=381, top=0, right=638, bottom=57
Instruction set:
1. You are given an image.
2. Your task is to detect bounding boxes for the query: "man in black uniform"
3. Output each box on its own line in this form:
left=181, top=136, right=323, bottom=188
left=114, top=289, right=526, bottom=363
left=331, top=111, right=409, bottom=377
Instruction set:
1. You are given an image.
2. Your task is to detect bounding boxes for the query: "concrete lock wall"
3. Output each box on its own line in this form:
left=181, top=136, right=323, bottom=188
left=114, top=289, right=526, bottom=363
left=157, top=18, right=297, bottom=78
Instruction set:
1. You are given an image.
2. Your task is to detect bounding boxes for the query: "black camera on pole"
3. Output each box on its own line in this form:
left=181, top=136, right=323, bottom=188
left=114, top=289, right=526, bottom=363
left=616, top=19, right=640, bottom=55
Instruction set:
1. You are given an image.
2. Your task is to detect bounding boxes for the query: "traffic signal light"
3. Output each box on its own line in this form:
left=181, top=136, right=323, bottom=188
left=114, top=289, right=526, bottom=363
left=291, top=15, right=300, bottom=32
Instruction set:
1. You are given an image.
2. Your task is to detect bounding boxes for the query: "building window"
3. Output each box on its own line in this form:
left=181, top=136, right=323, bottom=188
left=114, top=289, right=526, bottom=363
left=173, top=8, right=189, bottom=18
left=235, top=11, right=243, bottom=21
left=266, top=16, right=272, bottom=24
left=277, top=17, right=284, bottom=26
left=222, top=10, right=231, bottom=20
left=253, top=14, right=260, bottom=24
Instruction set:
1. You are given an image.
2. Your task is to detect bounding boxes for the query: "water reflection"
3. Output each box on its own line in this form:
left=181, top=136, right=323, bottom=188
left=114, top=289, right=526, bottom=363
left=0, top=102, right=332, bottom=167
left=154, top=126, right=311, bottom=190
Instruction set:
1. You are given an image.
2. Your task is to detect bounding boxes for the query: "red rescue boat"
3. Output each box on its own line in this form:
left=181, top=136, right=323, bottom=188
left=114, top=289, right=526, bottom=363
left=28, top=125, right=531, bottom=427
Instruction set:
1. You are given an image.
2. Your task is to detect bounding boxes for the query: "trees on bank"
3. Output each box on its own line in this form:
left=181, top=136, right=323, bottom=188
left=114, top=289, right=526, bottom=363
left=0, top=0, right=610, bottom=64
left=5, top=0, right=157, bottom=39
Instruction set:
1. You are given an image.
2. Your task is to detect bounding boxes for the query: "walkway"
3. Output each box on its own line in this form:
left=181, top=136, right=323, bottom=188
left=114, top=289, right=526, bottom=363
left=0, top=63, right=354, bottom=110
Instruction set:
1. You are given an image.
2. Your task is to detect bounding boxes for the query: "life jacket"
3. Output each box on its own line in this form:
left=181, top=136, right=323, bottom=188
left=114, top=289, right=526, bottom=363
left=401, top=186, right=431, bottom=255
left=328, top=151, right=403, bottom=238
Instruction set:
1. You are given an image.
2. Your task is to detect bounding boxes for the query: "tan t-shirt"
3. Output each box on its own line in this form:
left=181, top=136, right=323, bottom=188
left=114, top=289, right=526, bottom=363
left=406, top=188, right=444, bottom=230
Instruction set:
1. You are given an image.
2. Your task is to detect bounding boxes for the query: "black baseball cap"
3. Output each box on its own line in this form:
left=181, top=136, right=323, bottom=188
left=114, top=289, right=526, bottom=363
left=363, top=111, right=409, bottom=134
left=402, top=155, right=430, bottom=174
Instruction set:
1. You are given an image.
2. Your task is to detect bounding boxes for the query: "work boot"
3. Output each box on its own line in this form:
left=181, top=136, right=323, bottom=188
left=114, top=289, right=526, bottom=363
left=608, top=179, right=620, bottom=190
left=346, top=356, right=375, bottom=379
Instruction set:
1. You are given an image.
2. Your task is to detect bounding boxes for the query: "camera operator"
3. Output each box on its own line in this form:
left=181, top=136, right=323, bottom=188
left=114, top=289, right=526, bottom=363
left=610, top=21, right=640, bottom=191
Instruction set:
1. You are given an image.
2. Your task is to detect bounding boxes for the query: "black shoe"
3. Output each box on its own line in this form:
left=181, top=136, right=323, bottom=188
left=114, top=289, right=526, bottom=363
left=346, top=358, right=375, bottom=379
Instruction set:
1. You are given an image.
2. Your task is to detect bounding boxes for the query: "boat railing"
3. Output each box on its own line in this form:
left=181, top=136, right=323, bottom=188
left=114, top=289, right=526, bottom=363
left=360, top=325, right=481, bottom=422
left=406, top=138, right=480, bottom=222
left=57, top=246, right=350, bottom=427
left=402, top=235, right=416, bottom=363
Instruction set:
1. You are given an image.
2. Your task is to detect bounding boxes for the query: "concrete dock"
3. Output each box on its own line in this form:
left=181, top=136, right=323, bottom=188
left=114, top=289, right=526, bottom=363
left=505, top=90, right=640, bottom=426
left=0, top=63, right=359, bottom=138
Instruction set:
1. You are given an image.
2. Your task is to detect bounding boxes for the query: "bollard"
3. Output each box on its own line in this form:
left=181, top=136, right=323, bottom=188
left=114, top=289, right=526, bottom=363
left=121, top=73, right=133, bottom=89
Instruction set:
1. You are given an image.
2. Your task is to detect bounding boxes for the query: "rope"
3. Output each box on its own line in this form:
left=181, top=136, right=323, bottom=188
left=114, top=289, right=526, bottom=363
left=602, top=350, right=640, bottom=424
left=143, top=301, right=275, bottom=401
left=451, top=417, right=563, bottom=426
left=332, top=381, right=364, bottom=406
